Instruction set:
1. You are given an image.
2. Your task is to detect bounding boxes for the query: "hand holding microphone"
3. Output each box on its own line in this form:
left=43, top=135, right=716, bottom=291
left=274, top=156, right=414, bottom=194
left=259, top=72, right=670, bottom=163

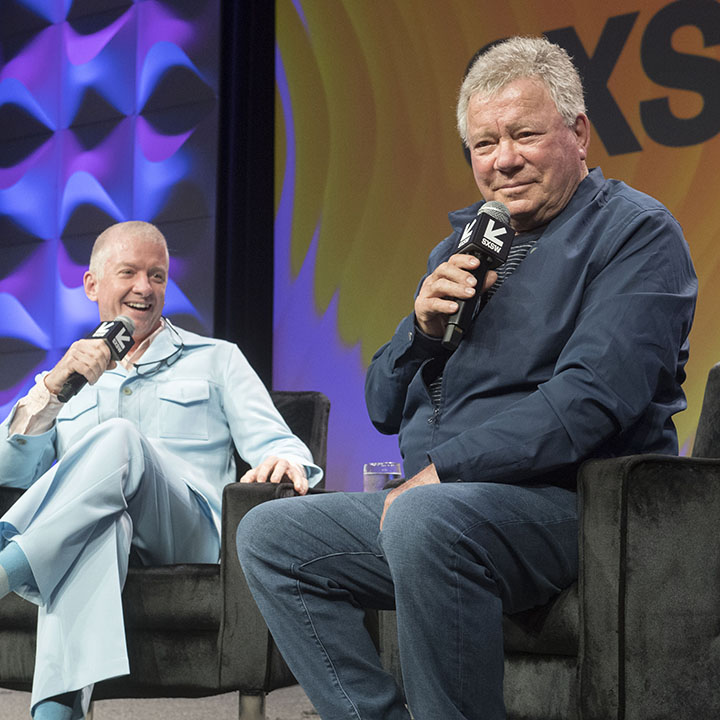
left=442, top=201, right=514, bottom=349
left=44, top=316, right=136, bottom=402
left=414, top=201, right=514, bottom=350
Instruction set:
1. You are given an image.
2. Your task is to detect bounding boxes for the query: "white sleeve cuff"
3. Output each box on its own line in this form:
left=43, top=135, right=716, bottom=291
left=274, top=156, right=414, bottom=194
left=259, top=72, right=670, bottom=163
left=8, top=373, right=63, bottom=436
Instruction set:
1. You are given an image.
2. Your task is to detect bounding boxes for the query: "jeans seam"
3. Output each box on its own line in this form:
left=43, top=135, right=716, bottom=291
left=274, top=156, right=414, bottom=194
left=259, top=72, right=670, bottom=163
left=294, top=551, right=385, bottom=720
left=451, top=545, right=464, bottom=714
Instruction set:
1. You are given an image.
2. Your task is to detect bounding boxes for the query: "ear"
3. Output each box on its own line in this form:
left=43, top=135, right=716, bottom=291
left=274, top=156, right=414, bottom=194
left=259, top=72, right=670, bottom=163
left=574, top=113, right=591, bottom=161
left=84, top=271, right=98, bottom=302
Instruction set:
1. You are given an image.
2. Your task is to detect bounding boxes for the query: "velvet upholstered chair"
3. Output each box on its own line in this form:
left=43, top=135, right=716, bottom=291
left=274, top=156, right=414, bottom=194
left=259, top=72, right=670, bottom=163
left=0, top=390, right=330, bottom=720
left=379, top=361, right=720, bottom=720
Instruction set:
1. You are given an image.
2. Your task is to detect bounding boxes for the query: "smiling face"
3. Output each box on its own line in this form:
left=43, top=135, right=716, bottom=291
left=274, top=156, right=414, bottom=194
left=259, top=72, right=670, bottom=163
left=466, top=77, right=590, bottom=232
left=84, top=229, right=169, bottom=348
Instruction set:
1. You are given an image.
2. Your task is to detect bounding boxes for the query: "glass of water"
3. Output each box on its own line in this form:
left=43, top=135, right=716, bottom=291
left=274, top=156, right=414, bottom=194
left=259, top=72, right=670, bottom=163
left=362, top=462, right=402, bottom=492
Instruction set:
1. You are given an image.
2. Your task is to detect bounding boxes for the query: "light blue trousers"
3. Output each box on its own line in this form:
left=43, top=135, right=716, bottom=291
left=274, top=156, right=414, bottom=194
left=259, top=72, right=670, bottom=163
left=237, top=482, right=578, bottom=720
left=0, top=418, right=219, bottom=719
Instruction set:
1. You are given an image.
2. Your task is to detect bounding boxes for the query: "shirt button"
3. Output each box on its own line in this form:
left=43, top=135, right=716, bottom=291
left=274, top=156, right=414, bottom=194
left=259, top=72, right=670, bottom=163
left=123, top=387, right=133, bottom=396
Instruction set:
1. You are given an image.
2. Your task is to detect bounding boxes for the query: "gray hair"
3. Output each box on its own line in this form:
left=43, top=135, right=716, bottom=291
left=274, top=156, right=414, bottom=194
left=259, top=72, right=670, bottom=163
left=456, top=36, right=586, bottom=146
left=89, top=221, right=168, bottom=277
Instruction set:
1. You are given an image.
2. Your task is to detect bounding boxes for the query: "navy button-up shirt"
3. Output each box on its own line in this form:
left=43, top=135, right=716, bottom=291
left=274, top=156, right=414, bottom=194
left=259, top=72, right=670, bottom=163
left=365, top=168, right=697, bottom=486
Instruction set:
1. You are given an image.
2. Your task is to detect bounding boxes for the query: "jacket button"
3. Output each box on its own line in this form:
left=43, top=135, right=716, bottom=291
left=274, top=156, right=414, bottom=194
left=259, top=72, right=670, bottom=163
left=123, top=387, right=132, bottom=396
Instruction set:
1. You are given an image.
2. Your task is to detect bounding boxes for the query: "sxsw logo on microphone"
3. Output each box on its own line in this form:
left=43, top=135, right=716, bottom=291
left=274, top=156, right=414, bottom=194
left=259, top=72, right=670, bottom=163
left=109, top=329, right=133, bottom=357
left=479, top=219, right=509, bottom=255
left=458, top=215, right=510, bottom=254
left=90, top=320, right=134, bottom=360
left=91, top=321, right=119, bottom=339
left=457, top=211, right=514, bottom=268
left=458, top=218, right=478, bottom=250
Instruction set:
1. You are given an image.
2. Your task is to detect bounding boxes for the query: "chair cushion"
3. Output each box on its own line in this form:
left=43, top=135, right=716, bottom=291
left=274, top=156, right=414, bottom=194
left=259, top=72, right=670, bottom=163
left=0, top=592, right=36, bottom=628
left=122, top=564, right=221, bottom=630
left=503, top=582, right=578, bottom=656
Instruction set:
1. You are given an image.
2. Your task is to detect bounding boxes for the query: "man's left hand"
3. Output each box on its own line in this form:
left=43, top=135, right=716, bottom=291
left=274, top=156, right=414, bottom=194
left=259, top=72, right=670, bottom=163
left=380, top=463, right=440, bottom=529
left=240, top=456, right=309, bottom=495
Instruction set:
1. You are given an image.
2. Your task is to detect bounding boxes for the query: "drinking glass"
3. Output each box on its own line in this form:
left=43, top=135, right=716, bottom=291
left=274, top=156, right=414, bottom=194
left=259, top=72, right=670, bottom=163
left=362, top=462, right=402, bottom=492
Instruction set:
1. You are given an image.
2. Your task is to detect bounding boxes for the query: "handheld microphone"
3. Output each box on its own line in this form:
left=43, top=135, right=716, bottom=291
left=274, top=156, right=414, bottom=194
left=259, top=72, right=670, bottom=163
left=441, top=200, right=515, bottom=351
left=57, top=315, right=136, bottom=403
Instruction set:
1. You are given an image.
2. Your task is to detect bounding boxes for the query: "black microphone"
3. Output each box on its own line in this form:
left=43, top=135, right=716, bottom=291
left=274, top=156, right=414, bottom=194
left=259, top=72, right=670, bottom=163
left=57, top=315, right=136, bottom=403
left=441, top=200, right=515, bottom=351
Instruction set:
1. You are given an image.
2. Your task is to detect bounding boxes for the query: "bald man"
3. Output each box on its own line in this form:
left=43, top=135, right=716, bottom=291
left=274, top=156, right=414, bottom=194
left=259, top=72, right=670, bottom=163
left=0, top=221, right=322, bottom=720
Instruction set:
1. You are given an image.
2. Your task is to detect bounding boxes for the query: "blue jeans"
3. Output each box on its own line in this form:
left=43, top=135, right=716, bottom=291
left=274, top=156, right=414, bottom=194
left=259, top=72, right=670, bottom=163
left=237, top=482, right=577, bottom=720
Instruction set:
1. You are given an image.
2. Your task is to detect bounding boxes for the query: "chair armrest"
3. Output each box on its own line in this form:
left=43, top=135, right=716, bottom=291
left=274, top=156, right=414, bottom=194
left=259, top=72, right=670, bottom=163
left=218, top=482, right=297, bottom=691
left=578, top=454, right=720, bottom=720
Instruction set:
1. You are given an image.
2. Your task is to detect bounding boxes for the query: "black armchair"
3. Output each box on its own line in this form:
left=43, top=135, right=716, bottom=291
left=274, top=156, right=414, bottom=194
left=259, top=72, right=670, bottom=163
left=379, top=362, right=720, bottom=719
left=0, top=389, right=330, bottom=720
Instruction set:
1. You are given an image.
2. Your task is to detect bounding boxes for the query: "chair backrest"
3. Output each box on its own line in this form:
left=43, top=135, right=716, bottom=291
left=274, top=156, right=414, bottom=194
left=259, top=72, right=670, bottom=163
left=235, top=390, right=330, bottom=485
left=692, top=362, right=720, bottom=458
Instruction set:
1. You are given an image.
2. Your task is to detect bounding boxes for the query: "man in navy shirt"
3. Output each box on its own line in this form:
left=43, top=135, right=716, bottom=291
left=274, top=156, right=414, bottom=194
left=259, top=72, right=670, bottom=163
left=237, top=36, right=696, bottom=719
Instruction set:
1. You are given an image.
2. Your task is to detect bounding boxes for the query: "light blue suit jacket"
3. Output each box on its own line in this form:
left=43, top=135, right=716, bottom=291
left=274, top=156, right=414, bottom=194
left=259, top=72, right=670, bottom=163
left=0, top=322, right=322, bottom=530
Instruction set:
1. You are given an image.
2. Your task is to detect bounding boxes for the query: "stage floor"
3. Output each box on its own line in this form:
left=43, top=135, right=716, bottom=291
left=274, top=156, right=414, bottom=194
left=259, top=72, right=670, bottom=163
left=0, top=685, right=318, bottom=719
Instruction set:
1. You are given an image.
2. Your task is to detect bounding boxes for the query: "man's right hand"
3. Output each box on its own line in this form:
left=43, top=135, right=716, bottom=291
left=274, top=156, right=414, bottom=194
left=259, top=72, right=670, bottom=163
left=414, top=254, right=498, bottom=337
left=43, top=339, right=116, bottom=396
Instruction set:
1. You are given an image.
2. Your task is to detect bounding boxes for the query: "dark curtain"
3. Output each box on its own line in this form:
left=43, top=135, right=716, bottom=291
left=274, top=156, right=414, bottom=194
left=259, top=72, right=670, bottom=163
left=215, top=0, right=275, bottom=387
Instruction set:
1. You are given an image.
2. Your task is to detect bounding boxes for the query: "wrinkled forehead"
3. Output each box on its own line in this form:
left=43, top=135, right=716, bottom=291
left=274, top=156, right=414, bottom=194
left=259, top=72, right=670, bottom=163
left=467, top=79, right=569, bottom=139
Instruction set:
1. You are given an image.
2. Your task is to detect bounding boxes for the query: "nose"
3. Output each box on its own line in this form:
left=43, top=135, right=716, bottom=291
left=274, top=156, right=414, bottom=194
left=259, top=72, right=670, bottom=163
left=132, top=273, right=153, bottom=296
left=494, top=137, right=523, bottom=172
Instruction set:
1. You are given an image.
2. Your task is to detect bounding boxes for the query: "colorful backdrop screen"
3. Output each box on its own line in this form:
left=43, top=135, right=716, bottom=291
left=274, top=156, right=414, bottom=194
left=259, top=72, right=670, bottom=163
left=0, top=0, right=219, bottom=421
left=274, top=0, right=720, bottom=490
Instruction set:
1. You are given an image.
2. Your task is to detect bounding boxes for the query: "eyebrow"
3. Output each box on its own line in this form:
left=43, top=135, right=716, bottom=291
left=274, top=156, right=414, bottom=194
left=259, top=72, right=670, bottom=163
left=114, top=263, right=168, bottom=275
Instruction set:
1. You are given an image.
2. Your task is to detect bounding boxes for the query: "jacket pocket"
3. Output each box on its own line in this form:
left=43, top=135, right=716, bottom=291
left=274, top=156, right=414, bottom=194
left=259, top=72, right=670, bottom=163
left=57, top=390, right=99, bottom=423
left=157, top=380, right=210, bottom=440
left=56, top=391, right=100, bottom=456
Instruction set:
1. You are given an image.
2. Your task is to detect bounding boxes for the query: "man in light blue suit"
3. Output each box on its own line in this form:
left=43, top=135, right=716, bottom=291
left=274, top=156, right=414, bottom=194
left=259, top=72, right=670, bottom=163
left=0, top=220, right=322, bottom=720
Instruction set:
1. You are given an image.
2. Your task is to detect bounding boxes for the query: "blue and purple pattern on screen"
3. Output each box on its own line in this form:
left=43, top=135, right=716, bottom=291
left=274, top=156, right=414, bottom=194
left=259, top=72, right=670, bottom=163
left=0, top=0, right=219, bottom=419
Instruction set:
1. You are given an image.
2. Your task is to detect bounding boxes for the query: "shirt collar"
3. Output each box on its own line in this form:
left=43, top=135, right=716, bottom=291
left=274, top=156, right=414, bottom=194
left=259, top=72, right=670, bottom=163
left=121, top=318, right=166, bottom=370
left=448, top=167, right=606, bottom=236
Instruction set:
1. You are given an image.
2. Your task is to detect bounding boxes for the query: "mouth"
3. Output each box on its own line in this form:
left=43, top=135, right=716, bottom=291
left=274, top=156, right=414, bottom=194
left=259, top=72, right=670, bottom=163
left=125, top=302, right=152, bottom=312
left=498, top=181, right=532, bottom=192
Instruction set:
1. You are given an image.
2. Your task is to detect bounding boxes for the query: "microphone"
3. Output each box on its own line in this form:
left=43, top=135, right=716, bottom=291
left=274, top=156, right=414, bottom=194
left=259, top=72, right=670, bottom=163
left=441, top=200, right=515, bottom=351
left=57, top=315, right=136, bottom=403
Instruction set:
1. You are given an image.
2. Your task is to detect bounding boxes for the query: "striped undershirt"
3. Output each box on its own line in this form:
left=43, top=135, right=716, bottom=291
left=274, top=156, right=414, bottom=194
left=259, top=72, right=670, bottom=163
left=428, top=226, right=544, bottom=408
